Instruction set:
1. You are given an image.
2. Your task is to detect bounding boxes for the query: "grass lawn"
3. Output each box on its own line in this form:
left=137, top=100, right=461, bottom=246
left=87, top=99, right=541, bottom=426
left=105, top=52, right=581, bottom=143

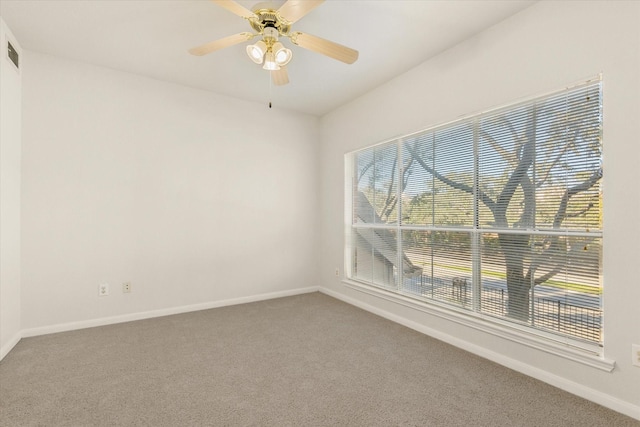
left=419, top=261, right=602, bottom=295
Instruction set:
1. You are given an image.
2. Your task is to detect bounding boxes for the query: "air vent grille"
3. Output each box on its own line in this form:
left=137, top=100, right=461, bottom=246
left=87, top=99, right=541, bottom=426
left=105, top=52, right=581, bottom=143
left=7, top=41, right=19, bottom=69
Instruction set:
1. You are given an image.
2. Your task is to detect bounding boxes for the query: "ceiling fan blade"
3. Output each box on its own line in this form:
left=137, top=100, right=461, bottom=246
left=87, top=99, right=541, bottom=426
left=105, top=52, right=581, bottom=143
left=188, top=32, right=254, bottom=56
left=272, top=67, right=289, bottom=86
left=290, top=32, right=358, bottom=64
left=277, top=0, right=324, bottom=24
left=210, top=0, right=256, bottom=19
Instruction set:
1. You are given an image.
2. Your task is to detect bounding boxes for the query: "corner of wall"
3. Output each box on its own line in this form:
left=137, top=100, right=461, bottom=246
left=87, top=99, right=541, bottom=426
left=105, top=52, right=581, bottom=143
left=0, top=17, right=22, bottom=360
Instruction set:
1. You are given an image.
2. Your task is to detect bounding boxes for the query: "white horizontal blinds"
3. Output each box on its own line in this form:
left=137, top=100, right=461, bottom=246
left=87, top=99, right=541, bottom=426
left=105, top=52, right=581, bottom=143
left=396, top=142, right=431, bottom=294
left=355, top=143, right=398, bottom=224
left=478, top=232, right=509, bottom=318
left=402, top=132, right=435, bottom=226
left=478, top=104, right=534, bottom=230
left=433, top=123, right=475, bottom=227
left=400, top=230, right=472, bottom=307
left=347, top=78, right=602, bottom=346
left=352, top=228, right=399, bottom=289
left=402, top=124, right=474, bottom=227
left=533, top=82, right=602, bottom=231
left=352, top=143, right=399, bottom=289
left=529, top=234, right=602, bottom=342
left=352, top=148, right=375, bottom=284
left=431, top=231, right=473, bottom=308
left=353, top=149, right=375, bottom=224
left=475, top=80, right=603, bottom=342
left=529, top=83, right=602, bottom=342
left=401, top=230, right=431, bottom=295
left=478, top=233, right=603, bottom=342
left=477, top=104, right=538, bottom=322
left=401, top=125, right=474, bottom=307
left=474, top=81, right=602, bottom=232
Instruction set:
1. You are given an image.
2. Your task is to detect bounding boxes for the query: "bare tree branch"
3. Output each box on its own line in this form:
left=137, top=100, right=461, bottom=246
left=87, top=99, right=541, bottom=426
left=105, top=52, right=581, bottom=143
left=566, top=202, right=595, bottom=219
left=404, top=141, right=497, bottom=213
left=402, top=157, right=414, bottom=189
left=534, top=264, right=563, bottom=286
left=526, top=169, right=602, bottom=282
left=381, top=152, right=398, bottom=220
left=535, top=129, right=579, bottom=189
left=553, top=168, right=602, bottom=228
left=480, top=129, right=517, bottom=166
left=357, top=157, right=375, bottom=183
left=378, top=154, right=417, bottom=221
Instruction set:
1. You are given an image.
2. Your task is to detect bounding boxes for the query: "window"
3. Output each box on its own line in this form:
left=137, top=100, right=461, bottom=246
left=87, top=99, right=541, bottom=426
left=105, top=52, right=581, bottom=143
left=346, top=79, right=603, bottom=351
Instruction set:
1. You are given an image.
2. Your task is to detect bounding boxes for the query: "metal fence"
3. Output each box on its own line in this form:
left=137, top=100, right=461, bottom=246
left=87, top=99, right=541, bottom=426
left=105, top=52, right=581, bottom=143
left=401, top=275, right=602, bottom=344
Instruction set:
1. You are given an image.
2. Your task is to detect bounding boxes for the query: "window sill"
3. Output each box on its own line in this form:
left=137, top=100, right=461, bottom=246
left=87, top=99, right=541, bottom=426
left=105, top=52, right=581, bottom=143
left=342, top=278, right=615, bottom=372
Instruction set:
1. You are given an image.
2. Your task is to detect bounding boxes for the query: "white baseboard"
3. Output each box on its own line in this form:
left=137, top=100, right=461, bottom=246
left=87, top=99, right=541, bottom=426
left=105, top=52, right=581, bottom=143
left=0, top=332, right=22, bottom=361
left=21, top=286, right=319, bottom=339
left=319, top=286, right=640, bottom=421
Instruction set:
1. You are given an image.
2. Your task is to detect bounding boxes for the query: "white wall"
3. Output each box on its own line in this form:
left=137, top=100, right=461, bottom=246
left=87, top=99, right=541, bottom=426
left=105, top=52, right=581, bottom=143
left=0, top=17, right=22, bottom=359
left=320, top=0, right=640, bottom=419
left=21, top=51, right=319, bottom=332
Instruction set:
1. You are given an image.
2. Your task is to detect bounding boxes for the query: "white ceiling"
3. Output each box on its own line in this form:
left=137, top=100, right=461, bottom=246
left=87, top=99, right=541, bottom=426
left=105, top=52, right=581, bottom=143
left=0, top=0, right=536, bottom=116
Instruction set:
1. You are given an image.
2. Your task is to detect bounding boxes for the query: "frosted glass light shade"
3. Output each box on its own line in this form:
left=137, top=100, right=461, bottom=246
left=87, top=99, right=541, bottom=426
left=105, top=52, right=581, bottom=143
left=246, top=40, right=267, bottom=64
left=262, top=51, right=280, bottom=70
left=272, top=42, right=292, bottom=66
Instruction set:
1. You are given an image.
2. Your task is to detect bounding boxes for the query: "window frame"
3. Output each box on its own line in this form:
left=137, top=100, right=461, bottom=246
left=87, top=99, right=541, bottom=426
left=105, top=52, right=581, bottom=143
left=343, top=77, right=613, bottom=370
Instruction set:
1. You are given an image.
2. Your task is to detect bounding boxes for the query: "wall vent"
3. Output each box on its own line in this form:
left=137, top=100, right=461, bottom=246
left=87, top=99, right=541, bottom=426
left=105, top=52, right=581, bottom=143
left=7, top=40, right=19, bottom=69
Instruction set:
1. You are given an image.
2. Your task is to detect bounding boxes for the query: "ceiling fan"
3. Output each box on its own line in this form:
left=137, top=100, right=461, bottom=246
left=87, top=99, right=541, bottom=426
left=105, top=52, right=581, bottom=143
left=188, top=0, right=359, bottom=86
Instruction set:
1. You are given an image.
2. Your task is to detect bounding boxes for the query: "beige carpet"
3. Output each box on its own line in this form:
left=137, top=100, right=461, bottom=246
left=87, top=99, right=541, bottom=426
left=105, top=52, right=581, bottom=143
left=1, top=292, right=637, bottom=426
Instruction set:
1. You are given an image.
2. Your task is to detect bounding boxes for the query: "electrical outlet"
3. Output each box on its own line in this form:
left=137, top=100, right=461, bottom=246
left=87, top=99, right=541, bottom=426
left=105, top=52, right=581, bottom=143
left=99, top=283, right=109, bottom=296
left=122, top=282, right=132, bottom=293
left=335, top=268, right=340, bottom=277
left=632, top=344, right=640, bottom=368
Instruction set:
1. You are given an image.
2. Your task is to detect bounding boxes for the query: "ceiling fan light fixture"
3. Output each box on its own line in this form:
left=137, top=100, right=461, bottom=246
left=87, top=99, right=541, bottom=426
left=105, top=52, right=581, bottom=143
left=272, top=42, right=292, bottom=66
left=189, top=0, right=360, bottom=87
left=262, top=51, right=280, bottom=71
left=246, top=40, right=267, bottom=64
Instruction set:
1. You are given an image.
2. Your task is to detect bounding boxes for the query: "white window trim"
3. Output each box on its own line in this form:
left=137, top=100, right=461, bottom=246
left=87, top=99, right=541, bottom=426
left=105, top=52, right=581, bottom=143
left=341, top=278, right=614, bottom=372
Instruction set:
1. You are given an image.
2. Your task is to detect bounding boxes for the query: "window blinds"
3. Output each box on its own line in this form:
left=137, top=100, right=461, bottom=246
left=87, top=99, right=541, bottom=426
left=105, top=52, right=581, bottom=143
left=348, top=78, right=603, bottom=346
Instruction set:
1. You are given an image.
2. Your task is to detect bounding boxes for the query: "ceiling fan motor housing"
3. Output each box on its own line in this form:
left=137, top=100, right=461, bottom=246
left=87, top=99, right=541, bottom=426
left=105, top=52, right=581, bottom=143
left=249, top=7, right=291, bottom=37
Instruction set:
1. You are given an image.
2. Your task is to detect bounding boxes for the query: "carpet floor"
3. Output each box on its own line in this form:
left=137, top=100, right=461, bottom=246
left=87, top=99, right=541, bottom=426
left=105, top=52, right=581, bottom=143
left=1, top=292, right=638, bottom=426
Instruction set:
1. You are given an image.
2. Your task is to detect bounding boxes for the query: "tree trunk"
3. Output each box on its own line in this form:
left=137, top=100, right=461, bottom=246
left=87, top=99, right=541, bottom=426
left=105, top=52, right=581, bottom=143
left=499, top=233, right=531, bottom=321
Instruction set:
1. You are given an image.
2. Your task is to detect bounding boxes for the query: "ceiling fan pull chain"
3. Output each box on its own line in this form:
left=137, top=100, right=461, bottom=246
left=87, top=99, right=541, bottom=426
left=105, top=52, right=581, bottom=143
left=269, top=70, right=273, bottom=109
